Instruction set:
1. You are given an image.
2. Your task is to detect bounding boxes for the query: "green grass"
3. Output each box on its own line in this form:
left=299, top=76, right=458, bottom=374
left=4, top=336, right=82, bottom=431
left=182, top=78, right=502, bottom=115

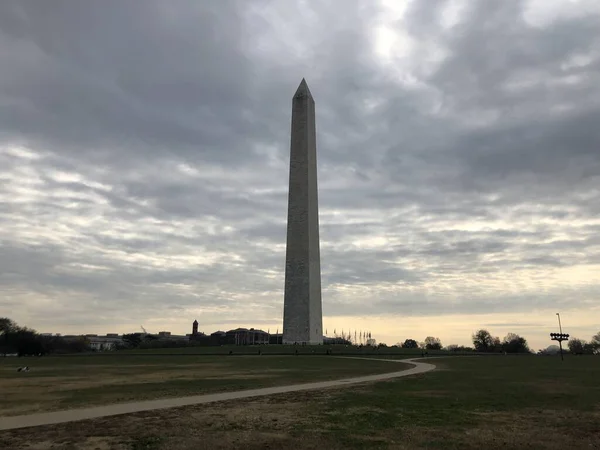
left=2, top=355, right=598, bottom=450
left=309, top=355, right=600, bottom=449
left=0, top=354, right=412, bottom=415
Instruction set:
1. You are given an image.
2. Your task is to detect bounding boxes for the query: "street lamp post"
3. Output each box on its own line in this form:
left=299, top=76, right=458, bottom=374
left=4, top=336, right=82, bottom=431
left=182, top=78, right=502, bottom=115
left=551, top=313, right=569, bottom=361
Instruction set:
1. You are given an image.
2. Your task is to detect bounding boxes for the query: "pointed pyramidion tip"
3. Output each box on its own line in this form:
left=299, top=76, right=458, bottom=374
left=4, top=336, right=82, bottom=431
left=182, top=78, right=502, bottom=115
left=294, top=78, right=313, bottom=99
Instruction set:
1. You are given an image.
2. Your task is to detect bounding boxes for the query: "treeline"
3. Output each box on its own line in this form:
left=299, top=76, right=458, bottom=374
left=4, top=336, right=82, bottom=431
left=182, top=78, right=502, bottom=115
left=396, top=330, right=535, bottom=354
left=567, top=332, right=600, bottom=355
left=4, top=316, right=599, bottom=356
left=0, top=318, right=90, bottom=356
left=397, top=337, right=446, bottom=350
left=471, top=330, right=531, bottom=353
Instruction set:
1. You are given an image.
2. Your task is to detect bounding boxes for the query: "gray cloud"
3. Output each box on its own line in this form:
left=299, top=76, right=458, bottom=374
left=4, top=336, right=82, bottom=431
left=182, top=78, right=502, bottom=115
left=1, top=0, right=599, bottom=347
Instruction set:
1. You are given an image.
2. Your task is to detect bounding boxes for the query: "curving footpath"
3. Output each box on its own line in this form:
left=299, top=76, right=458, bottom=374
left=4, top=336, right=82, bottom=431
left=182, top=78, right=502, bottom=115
left=0, top=357, right=436, bottom=431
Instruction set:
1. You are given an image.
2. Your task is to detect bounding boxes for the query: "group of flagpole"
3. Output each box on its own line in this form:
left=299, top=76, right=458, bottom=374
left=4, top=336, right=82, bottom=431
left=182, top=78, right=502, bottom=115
left=264, top=327, right=373, bottom=345
left=326, top=328, right=372, bottom=345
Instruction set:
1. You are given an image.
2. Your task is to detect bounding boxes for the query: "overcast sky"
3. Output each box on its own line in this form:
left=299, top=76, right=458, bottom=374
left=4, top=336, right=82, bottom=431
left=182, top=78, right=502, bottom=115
left=1, top=0, right=599, bottom=350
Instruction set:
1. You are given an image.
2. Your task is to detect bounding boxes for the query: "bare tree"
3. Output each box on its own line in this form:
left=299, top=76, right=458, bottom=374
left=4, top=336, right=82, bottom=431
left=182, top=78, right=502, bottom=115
left=424, top=336, right=442, bottom=350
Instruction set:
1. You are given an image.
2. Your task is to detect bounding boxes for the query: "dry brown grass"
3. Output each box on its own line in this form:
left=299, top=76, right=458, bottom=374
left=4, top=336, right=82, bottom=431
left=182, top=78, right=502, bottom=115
left=2, top=391, right=598, bottom=450
left=2, top=356, right=598, bottom=449
left=0, top=368, right=230, bottom=416
left=450, top=409, right=600, bottom=450
left=0, top=355, right=408, bottom=416
left=0, top=391, right=339, bottom=450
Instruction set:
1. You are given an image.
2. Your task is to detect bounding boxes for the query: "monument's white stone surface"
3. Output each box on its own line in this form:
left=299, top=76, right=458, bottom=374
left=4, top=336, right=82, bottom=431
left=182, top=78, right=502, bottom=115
left=282, top=79, right=323, bottom=345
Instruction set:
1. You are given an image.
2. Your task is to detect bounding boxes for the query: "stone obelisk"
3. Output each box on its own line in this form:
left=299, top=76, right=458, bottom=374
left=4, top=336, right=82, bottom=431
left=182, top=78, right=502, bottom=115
left=282, top=78, right=323, bottom=345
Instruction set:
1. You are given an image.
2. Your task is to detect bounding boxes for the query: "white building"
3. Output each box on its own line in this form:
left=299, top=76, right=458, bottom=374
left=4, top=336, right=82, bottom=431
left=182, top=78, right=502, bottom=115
left=88, top=335, right=123, bottom=351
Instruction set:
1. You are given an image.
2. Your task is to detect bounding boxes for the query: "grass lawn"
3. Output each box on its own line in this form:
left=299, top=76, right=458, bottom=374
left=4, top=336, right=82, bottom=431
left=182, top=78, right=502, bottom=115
left=0, top=354, right=410, bottom=416
left=1, top=355, right=598, bottom=449
left=315, top=355, right=600, bottom=449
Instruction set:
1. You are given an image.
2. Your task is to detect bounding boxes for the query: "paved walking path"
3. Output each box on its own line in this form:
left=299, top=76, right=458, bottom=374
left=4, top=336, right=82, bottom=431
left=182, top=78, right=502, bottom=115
left=0, top=357, right=436, bottom=431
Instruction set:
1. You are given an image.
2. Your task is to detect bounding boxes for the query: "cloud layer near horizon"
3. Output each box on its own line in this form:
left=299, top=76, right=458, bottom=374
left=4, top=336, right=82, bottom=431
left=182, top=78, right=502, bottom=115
left=1, top=0, right=599, bottom=348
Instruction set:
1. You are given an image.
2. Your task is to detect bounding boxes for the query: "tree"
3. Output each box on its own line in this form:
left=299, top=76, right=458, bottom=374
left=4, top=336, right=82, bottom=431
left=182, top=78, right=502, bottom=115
left=1, top=318, right=17, bottom=354
left=472, top=329, right=494, bottom=352
left=502, top=333, right=530, bottom=353
left=401, top=339, right=418, bottom=349
left=582, top=343, right=596, bottom=355
left=424, top=336, right=443, bottom=350
left=122, top=333, right=143, bottom=348
left=591, top=332, right=600, bottom=354
left=0, top=318, right=18, bottom=335
left=568, top=338, right=586, bottom=355
left=1, top=318, right=24, bottom=355
left=445, top=344, right=473, bottom=352
left=0, top=317, right=92, bottom=355
left=14, top=329, right=44, bottom=356
left=492, top=336, right=502, bottom=352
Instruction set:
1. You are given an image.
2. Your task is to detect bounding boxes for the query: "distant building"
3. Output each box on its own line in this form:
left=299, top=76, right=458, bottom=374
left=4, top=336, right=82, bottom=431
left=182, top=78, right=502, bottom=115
left=210, top=331, right=227, bottom=346
left=156, top=332, right=187, bottom=342
left=269, top=333, right=283, bottom=345
left=225, top=328, right=269, bottom=346
left=89, top=335, right=123, bottom=351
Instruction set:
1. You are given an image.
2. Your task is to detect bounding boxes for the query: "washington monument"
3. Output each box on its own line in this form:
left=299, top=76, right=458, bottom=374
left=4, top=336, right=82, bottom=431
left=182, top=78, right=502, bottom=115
left=282, top=79, right=323, bottom=345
